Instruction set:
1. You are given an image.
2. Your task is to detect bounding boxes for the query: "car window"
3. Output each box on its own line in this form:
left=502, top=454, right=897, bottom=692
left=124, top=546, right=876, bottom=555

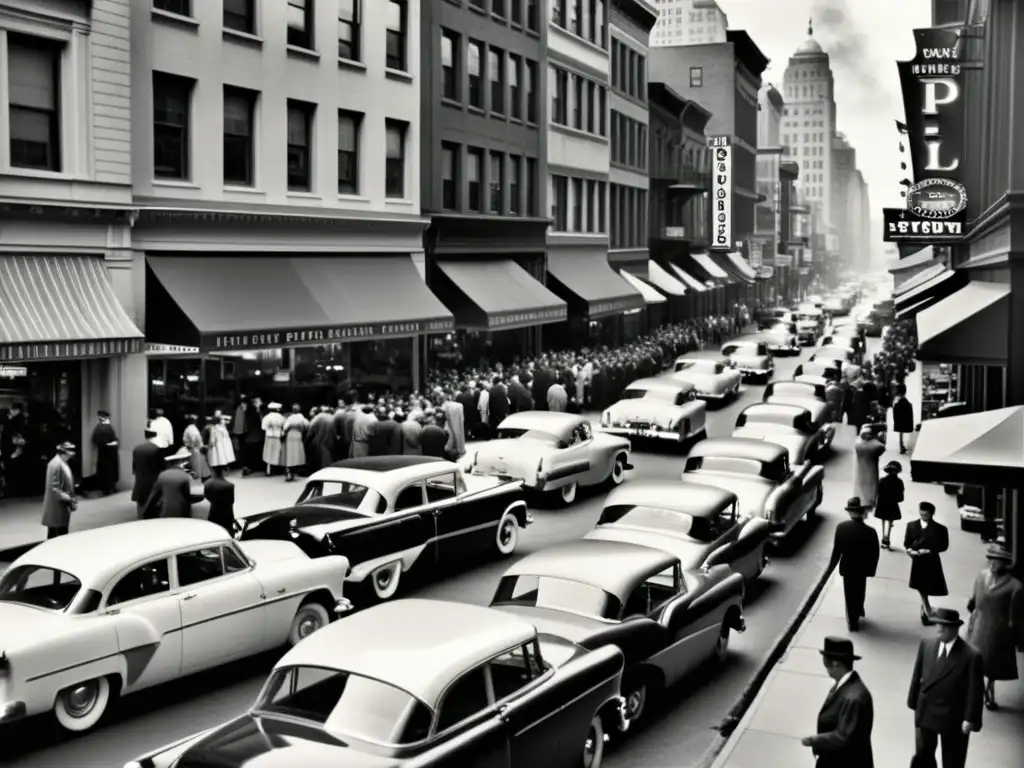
left=425, top=473, right=459, bottom=503
left=716, top=504, right=737, bottom=530
left=177, top=548, right=225, bottom=587
left=394, top=482, right=425, bottom=511
left=108, top=559, right=170, bottom=606
left=492, top=574, right=621, bottom=620
left=0, top=565, right=82, bottom=611
left=722, top=344, right=737, bottom=356
left=623, top=565, right=680, bottom=617
left=223, top=545, right=249, bottom=573
left=674, top=390, right=695, bottom=406
left=495, top=428, right=565, bottom=448
left=579, top=422, right=593, bottom=441
left=489, top=643, right=540, bottom=702
left=297, top=480, right=370, bottom=510
left=436, top=668, right=490, bottom=733
left=687, top=456, right=762, bottom=476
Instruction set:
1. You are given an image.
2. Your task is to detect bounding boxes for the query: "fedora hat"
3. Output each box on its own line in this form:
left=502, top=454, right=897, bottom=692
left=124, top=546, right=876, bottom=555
left=819, top=636, right=861, bottom=661
left=165, top=447, right=192, bottom=463
left=930, top=608, right=964, bottom=627
left=845, top=497, right=867, bottom=513
left=56, top=441, right=76, bottom=453
left=985, top=544, right=1013, bottom=563
left=883, top=460, right=903, bottom=474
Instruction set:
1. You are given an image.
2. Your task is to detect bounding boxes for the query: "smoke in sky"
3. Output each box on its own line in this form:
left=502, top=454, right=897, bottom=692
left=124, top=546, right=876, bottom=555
left=811, top=0, right=893, bottom=112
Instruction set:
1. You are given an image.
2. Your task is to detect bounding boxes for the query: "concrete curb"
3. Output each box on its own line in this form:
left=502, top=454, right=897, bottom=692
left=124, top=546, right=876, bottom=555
left=691, top=556, right=839, bottom=768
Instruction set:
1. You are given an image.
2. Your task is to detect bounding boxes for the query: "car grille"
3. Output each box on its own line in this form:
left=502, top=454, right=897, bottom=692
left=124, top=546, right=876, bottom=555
left=628, top=421, right=652, bottom=430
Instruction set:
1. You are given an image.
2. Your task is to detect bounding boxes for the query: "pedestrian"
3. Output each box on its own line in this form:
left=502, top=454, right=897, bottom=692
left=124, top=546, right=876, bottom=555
left=334, top=401, right=353, bottom=461
left=420, top=416, right=448, bottom=458
left=309, top=406, right=336, bottom=468
left=149, top=407, right=174, bottom=457
left=231, top=395, right=249, bottom=463
left=206, top=411, right=236, bottom=472
left=204, top=465, right=236, bottom=532
left=401, top=410, right=423, bottom=455
left=892, top=383, right=914, bottom=454
left=907, top=608, right=984, bottom=768
left=241, top=396, right=264, bottom=476
left=476, top=381, right=491, bottom=439
left=282, top=404, right=309, bottom=481
left=182, top=414, right=210, bottom=481
left=874, top=460, right=904, bottom=549
left=131, top=428, right=164, bottom=519
left=143, top=448, right=198, bottom=519
left=442, top=398, right=466, bottom=459
left=261, top=402, right=285, bottom=474
left=42, top=442, right=77, bottom=539
left=349, top=405, right=376, bottom=458
left=966, top=545, right=1023, bottom=710
left=827, top=497, right=880, bottom=632
left=853, top=426, right=885, bottom=509
left=904, top=501, right=950, bottom=625
left=547, top=379, right=569, bottom=412
left=90, top=410, right=119, bottom=495
left=800, top=636, right=874, bottom=768
left=370, top=409, right=403, bottom=456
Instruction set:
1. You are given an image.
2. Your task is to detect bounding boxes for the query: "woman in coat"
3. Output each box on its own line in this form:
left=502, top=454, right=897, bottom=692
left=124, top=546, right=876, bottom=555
left=967, top=545, right=1023, bottom=710
left=853, top=426, right=885, bottom=508
left=874, top=460, right=904, bottom=549
left=282, top=404, right=309, bottom=482
left=205, top=412, right=236, bottom=472
left=182, top=414, right=210, bottom=481
left=261, top=402, right=286, bottom=474
left=904, top=500, right=949, bottom=624
left=891, top=383, right=914, bottom=455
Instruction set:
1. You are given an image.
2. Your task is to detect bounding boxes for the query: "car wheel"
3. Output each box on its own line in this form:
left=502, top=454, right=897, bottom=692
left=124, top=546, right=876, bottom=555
left=54, top=676, right=111, bottom=733
left=623, top=680, right=648, bottom=722
left=371, top=561, right=403, bottom=601
left=559, top=481, right=578, bottom=506
left=609, top=455, right=627, bottom=486
left=582, top=716, right=605, bottom=768
left=714, top=621, right=731, bottom=663
left=288, top=601, right=330, bottom=646
left=495, top=513, right=520, bottom=556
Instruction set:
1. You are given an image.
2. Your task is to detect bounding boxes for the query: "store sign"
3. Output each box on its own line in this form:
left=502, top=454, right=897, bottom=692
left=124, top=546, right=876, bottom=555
left=748, top=239, right=765, bottom=270
left=488, top=307, right=567, bottom=329
left=802, top=248, right=813, bottom=265
left=590, top=297, right=644, bottom=318
left=0, top=338, right=143, bottom=362
left=708, top=136, right=733, bottom=250
left=798, top=266, right=811, bottom=276
left=773, top=182, right=783, bottom=265
left=0, top=365, right=27, bottom=378
left=145, top=343, right=200, bottom=355
left=206, top=318, right=455, bottom=352
left=775, top=252, right=794, bottom=267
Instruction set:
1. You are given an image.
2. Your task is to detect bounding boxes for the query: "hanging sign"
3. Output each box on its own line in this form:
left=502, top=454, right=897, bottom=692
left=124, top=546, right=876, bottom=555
left=773, top=181, right=783, bottom=265
left=708, top=136, right=733, bottom=250
left=748, top=239, right=765, bottom=270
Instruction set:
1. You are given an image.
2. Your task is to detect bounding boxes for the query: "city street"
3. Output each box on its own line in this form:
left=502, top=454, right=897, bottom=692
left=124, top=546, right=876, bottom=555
left=2, top=333, right=872, bottom=768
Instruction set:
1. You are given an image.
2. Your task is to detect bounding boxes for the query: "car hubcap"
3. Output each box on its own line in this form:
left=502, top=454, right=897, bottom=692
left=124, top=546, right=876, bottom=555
left=626, top=687, right=645, bottom=718
left=376, top=570, right=392, bottom=588
left=298, top=613, right=321, bottom=638
left=500, top=520, right=514, bottom=546
left=64, top=682, right=98, bottom=718
left=562, top=484, right=576, bottom=502
left=583, top=728, right=597, bottom=766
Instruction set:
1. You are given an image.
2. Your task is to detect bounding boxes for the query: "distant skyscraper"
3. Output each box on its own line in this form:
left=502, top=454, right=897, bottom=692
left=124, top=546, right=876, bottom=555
left=651, top=0, right=728, bottom=47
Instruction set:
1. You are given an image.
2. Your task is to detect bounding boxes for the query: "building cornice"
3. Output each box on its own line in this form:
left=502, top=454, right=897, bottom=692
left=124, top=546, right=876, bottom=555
left=610, top=0, right=659, bottom=33
left=0, top=201, right=136, bottom=225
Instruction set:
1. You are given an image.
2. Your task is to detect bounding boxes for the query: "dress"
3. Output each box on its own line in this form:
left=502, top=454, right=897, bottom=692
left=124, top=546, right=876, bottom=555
left=904, top=519, right=949, bottom=596
left=261, top=411, right=286, bottom=466
left=966, top=572, right=1023, bottom=680
left=182, top=424, right=210, bottom=480
left=206, top=422, right=236, bottom=469
left=282, top=413, right=309, bottom=468
left=873, top=473, right=904, bottom=522
left=853, top=436, right=885, bottom=506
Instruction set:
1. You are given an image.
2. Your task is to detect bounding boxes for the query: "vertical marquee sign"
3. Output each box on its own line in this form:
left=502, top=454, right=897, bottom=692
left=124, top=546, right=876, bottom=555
left=883, top=27, right=968, bottom=243
left=708, top=135, right=733, bottom=250
left=773, top=181, right=783, bottom=265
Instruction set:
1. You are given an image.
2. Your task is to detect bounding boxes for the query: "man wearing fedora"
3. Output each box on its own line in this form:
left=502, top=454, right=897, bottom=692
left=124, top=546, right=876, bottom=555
left=800, top=636, right=874, bottom=768
left=41, top=442, right=78, bottom=539
left=142, top=448, right=202, bottom=519
left=907, top=608, right=985, bottom=768
left=828, top=497, right=881, bottom=631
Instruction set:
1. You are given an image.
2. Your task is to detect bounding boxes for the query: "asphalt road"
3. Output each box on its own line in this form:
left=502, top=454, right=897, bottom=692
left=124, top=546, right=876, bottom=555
left=3, top=330, right=873, bottom=768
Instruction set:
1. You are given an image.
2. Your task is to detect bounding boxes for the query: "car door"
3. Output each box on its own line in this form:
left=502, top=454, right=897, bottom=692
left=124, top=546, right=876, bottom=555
left=702, top=504, right=745, bottom=573
left=557, top=422, right=597, bottom=485
left=628, top=565, right=698, bottom=685
left=432, top=667, right=511, bottom=768
left=175, top=546, right=267, bottom=672
left=428, top=471, right=504, bottom=560
left=105, top=557, right=183, bottom=693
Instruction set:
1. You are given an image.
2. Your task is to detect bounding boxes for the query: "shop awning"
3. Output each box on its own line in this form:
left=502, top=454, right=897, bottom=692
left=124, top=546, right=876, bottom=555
left=0, top=255, right=143, bottom=362
left=434, top=259, right=567, bottom=330
left=147, top=255, right=454, bottom=352
left=546, top=252, right=645, bottom=318
left=618, top=270, right=666, bottom=304
left=893, top=263, right=946, bottom=297
left=894, top=268, right=966, bottom=318
left=911, top=406, right=1024, bottom=488
left=646, top=261, right=688, bottom=296
left=668, top=263, right=708, bottom=292
left=711, top=252, right=757, bottom=284
left=917, top=281, right=1010, bottom=366
left=888, top=246, right=937, bottom=274
left=692, top=252, right=731, bottom=281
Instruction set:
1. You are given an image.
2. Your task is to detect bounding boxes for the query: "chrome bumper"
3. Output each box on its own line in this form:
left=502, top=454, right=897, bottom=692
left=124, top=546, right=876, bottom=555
left=697, top=391, right=729, bottom=400
left=0, top=701, right=26, bottom=724
left=333, top=597, right=353, bottom=614
left=738, top=368, right=771, bottom=378
left=601, top=426, right=683, bottom=442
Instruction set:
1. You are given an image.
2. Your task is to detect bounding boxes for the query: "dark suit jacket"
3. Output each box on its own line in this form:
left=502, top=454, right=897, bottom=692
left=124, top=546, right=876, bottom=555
left=907, top=636, right=984, bottom=733
left=828, top=519, right=880, bottom=578
left=456, top=391, right=479, bottom=426
left=507, top=381, right=534, bottom=413
left=532, top=369, right=555, bottom=410
left=488, top=384, right=510, bottom=426
left=131, top=440, right=164, bottom=502
left=204, top=476, right=235, bottom=531
left=370, top=419, right=403, bottom=456
left=144, top=467, right=197, bottom=519
left=807, top=672, right=874, bottom=768
left=420, top=424, right=448, bottom=458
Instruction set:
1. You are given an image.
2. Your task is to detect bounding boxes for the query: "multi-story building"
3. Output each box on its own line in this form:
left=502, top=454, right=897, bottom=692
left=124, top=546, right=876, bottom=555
left=420, top=0, right=560, bottom=362
left=831, top=134, right=855, bottom=270
left=779, top=159, right=800, bottom=298
left=650, top=0, right=728, bottom=47
left=755, top=83, right=784, bottom=300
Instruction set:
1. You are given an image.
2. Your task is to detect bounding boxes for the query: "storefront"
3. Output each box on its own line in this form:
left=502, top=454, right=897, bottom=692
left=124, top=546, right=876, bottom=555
left=618, top=269, right=667, bottom=335
left=687, top=252, right=731, bottom=314
left=666, top=262, right=711, bottom=317
left=642, top=261, right=689, bottom=323
left=894, top=266, right=967, bottom=321
left=710, top=252, right=757, bottom=300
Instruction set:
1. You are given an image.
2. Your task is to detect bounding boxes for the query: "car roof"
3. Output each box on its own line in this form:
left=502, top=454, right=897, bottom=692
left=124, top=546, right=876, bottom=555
left=689, top=437, right=788, bottom=463
left=330, top=456, right=446, bottom=472
left=276, top=599, right=536, bottom=708
left=741, top=403, right=811, bottom=419
left=12, top=519, right=231, bottom=588
left=309, top=458, right=461, bottom=490
left=498, top=411, right=584, bottom=432
left=604, top=480, right=736, bottom=517
left=625, top=377, right=694, bottom=393
left=502, top=539, right=677, bottom=603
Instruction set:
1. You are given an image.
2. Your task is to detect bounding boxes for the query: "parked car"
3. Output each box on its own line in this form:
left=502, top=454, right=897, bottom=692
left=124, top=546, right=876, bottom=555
left=810, top=349, right=861, bottom=382
left=759, top=387, right=837, bottom=450
left=682, top=438, right=824, bottom=540
left=0, top=519, right=350, bottom=733
left=672, top=357, right=743, bottom=402
left=763, top=379, right=827, bottom=405
left=238, top=457, right=530, bottom=602
left=733, top=402, right=832, bottom=463
left=819, top=333, right=862, bottom=355
left=491, top=539, right=745, bottom=724
left=794, top=360, right=844, bottom=386
left=755, top=307, right=796, bottom=330
left=471, top=411, right=632, bottom=506
left=600, top=378, right=707, bottom=446
left=721, top=340, right=774, bottom=383
left=794, top=309, right=823, bottom=345
left=126, top=599, right=629, bottom=768
left=824, top=295, right=853, bottom=316
left=759, top=323, right=801, bottom=356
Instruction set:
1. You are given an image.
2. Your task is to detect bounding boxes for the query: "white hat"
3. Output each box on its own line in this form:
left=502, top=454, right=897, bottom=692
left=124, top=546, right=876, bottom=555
left=165, top=447, right=192, bottom=463
left=268, top=402, right=282, bottom=410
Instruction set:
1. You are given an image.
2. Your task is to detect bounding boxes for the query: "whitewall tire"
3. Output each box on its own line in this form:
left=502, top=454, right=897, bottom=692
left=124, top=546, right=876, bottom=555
left=54, top=676, right=111, bottom=733
left=371, top=561, right=402, bottom=600
left=582, top=716, right=605, bottom=768
left=495, top=514, right=520, bottom=556
left=559, top=481, right=578, bottom=506
left=288, top=602, right=330, bottom=646
left=715, top=622, right=731, bottom=663
left=610, top=455, right=626, bottom=486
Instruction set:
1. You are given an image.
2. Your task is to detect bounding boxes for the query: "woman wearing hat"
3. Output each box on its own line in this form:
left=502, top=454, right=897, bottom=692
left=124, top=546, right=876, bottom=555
left=904, top=501, right=950, bottom=624
left=261, top=403, right=286, bottom=475
left=966, top=545, right=1023, bottom=710
left=874, top=460, right=905, bottom=549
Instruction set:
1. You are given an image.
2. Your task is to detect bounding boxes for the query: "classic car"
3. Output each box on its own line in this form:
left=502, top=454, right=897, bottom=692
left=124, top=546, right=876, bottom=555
left=491, top=538, right=746, bottom=724
left=794, top=359, right=844, bottom=385
left=0, top=519, right=350, bottom=733
left=126, top=599, right=629, bottom=768
left=239, top=456, right=531, bottom=602
left=824, top=295, right=853, bottom=316
left=672, top=357, right=743, bottom=402
left=600, top=378, right=707, bottom=446
left=857, top=301, right=893, bottom=337
left=810, top=348, right=861, bottom=381
left=759, top=323, right=801, bottom=356
left=720, top=340, right=774, bottom=383
left=761, top=384, right=837, bottom=448
left=763, top=379, right=827, bottom=405
left=682, top=438, right=824, bottom=540
left=471, top=411, right=632, bottom=506
left=794, top=309, right=824, bottom=345
left=732, top=402, right=832, bottom=463
left=755, top=307, right=796, bottom=330
left=819, top=333, right=862, bottom=355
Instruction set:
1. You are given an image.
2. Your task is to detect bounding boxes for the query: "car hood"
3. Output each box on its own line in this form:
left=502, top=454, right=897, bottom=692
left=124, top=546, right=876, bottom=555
left=176, top=714, right=400, bottom=768
left=682, top=471, right=775, bottom=517
left=731, top=427, right=806, bottom=464
left=0, top=602, right=70, bottom=653
left=491, top=604, right=610, bottom=645
left=605, top=399, right=692, bottom=428
left=675, top=372, right=725, bottom=391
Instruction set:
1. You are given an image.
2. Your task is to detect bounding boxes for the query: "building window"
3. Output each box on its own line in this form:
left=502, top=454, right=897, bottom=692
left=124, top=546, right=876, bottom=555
left=552, top=175, right=568, bottom=230
left=598, top=87, right=606, bottom=135
left=526, top=61, right=537, bottom=122
left=552, top=68, right=568, bottom=124
left=511, top=0, right=522, bottom=25
left=597, top=181, right=606, bottom=232
left=509, top=155, right=521, bottom=214
left=338, top=0, right=360, bottom=61
left=493, top=0, right=506, bottom=17
left=155, top=0, right=190, bottom=15
left=489, top=48, right=504, bottom=114
left=596, top=0, right=605, bottom=47
left=7, top=35, right=62, bottom=172
left=637, top=58, right=646, bottom=100
left=571, top=0, right=583, bottom=36
left=527, top=0, right=539, bottom=31
left=286, top=100, right=314, bottom=190
left=153, top=72, right=192, bottom=179
left=572, top=75, right=583, bottom=130
left=287, top=0, right=314, bottom=49
left=337, top=110, right=361, bottom=194
left=469, top=0, right=484, bottom=9
left=467, top=148, right=483, bottom=211
left=526, top=158, right=537, bottom=215
left=441, top=30, right=459, bottom=100
left=586, top=179, right=596, bottom=232
left=508, top=55, right=521, bottom=119
left=224, top=0, right=255, bottom=33
left=223, top=86, right=256, bottom=186
left=551, top=0, right=566, bottom=27
left=441, top=143, right=458, bottom=210
left=468, top=42, right=483, bottom=109
left=385, top=119, right=407, bottom=198
left=386, top=1, right=407, bottom=71
left=586, top=81, right=596, bottom=132
left=689, top=66, right=703, bottom=87
left=489, top=152, right=504, bottom=213
left=571, top=177, right=583, bottom=231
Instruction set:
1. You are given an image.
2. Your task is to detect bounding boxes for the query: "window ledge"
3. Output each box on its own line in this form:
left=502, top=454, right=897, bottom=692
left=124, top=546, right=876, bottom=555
left=509, top=116, right=525, bottom=125
left=385, top=67, right=414, bottom=83
left=287, top=44, right=320, bottom=62
left=467, top=105, right=486, bottom=117
left=286, top=190, right=321, bottom=199
left=550, top=122, right=609, bottom=144
left=492, top=13, right=507, bottom=23
left=441, top=97, right=463, bottom=110
left=1, top=167, right=78, bottom=182
left=151, top=8, right=199, bottom=29
left=338, top=57, right=367, bottom=73
left=224, top=185, right=264, bottom=195
left=153, top=178, right=200, bottom=190
left=525, top=27, right=540, bottom=39
left=490, top=110, right=506, bottom=120
left=337, top=193, right=370, bottom=202
left=550, top=23, right=608, bottom=57
left=223, top=27, right=263, bottom=47
left=385, top=197, right=415, bottom=206
left=468, top=3, right=488, bottom=17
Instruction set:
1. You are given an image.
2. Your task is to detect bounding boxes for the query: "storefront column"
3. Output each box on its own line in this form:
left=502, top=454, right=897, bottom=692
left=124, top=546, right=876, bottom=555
left=411, top=337, right=421, bottom=392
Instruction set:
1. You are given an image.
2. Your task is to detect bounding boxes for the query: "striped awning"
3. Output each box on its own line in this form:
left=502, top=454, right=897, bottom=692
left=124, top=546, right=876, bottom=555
left=646, top=261, right=688, bottom=296
left=692, top=252, right=730, bottom=281
left=0, top=255, right=143, bottom=362
left=618, top=269, right=667, bottom=304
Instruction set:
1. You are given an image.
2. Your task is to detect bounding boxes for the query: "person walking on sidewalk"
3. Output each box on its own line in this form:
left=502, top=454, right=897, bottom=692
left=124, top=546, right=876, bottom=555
left=204, top=466, right=235, bottom=532
left=904, top=501, right=950, bottom=625
left=827, top=497, right=880, bottom=632
left=143, top=448, right=200, bottom=519
left=800, top=636, right=874, bottom=768
left=966, top=545, right=1023, bottom=711
left=907, top=608, right=984, bottom=768
left=42, top=442, right=78, bottom=539
left=853, top=426, right=885, bottom=509
left=90, top=410, right=119, bottom=495
left=182, top=414, right=210, bottom=482
left=874, top=460, right=904, bottom=549
left=282, top=404, right=309, bottom=481
left=132, top=428, right=164, bottom=519
left=261, top=402, right=285, bottom=475
left=892, top=383, right=914, bottom=455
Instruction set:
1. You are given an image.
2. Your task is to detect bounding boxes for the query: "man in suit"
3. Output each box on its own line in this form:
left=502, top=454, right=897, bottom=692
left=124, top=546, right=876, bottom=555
left=531, top=362, right=555, bottom=411
left=204, top=465, right=236, bottom=532
left=827, top=497, right=881, bottom=631
left=132, top=428, right=164, bottom=519
left=801, top=637, right=874, bottom=768
left=90, top=410, right=119, bottom=495
left=143, top=449, right=201, bottom=519
left=41, top=442, right=78, bottom=539
left=907, top=608, right=985, bottom=768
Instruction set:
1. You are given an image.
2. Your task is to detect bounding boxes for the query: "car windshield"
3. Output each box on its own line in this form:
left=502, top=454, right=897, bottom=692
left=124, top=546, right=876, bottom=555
left=730, top=343, right=764, bottom=356
left=687, top=456, right=764, bottom=477
left=742, top=410, right=798, bottom=428
left=769, top=324, right=795, bottom=334
left=0, top=565, right=82, bottom=611
left=677, top=360, right=722, bottom=375
left=603, top=505, right=717, bottom=543
left=495, top=428, right=564, bottom=446
left=771, top=383, right=816, bottom=398
left=493, top=575, right=621, bottom=620
left=255, top=666, right=432, bottom=745
left=297, top=480, right=371, bottom=510
left=621, top=387, right=678, bottom=403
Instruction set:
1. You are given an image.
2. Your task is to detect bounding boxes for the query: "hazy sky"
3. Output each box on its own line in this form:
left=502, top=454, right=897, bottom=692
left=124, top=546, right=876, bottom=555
left=718, top=0, right=932, bottom=210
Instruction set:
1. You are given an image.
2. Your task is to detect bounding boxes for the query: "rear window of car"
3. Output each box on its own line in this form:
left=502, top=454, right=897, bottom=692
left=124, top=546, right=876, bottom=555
left=772, top=383, right=816, bottom=398
left=494, top=428, right=566, bottom=447
left=492, top=575, right=621, bottom=620
left=740, top=410, right=798, bottom=428
left=0, top=565, right=81, bottom=611
left=297, top=480, right=370, bottom=510
left=599, top=505, right=717, bottom=543
left=686, top=455, right=764, bottom=477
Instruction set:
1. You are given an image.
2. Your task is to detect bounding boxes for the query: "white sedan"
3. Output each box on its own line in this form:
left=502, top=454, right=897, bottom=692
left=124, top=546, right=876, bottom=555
left=0, top=518, right=350, bottom=733
left=672, top=357, right=743, bottom=402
